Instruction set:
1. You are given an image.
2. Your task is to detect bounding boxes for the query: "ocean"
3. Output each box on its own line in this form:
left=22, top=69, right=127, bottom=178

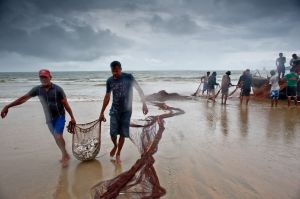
left=0, top=70, right=267, bottom=103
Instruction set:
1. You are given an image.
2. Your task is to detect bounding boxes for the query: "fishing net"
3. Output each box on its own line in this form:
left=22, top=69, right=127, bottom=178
left=91, top=102, right=184, bottom=199
left=68, top=120, right=102, bottom=161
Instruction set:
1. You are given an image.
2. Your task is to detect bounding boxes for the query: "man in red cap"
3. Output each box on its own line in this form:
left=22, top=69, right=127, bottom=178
left=1, top=69, right=76, bottom=167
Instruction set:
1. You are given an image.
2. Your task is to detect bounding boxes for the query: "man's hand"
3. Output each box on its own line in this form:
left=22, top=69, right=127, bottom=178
left=70, top=117, right=76, bottom=124
left=99, top=113, right=106, bottom=122
left=142, top=103, right=148, bottom=115
left=1, top=106, right=9, bottom=118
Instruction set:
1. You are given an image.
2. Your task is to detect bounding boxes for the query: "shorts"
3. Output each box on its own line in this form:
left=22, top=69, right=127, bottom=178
left=203, top=83, right=208, bottom=91
left=110, top=110, right=132, bottom=138
left=221, top=87, right=229, bottom=95
left=286, top=86, right=297, bottom=97
left=47, top=115, right=66, bottom=134
left=241, top=88, right=251, bottom=96
left=270, top=90, right=279, bottom=100
left=208, top=88, right=215, bottom=96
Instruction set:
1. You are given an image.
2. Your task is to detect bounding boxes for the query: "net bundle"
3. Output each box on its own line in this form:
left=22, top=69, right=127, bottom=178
left=91, top=102, right=184, bottom=199
left=69, top=120, right=102, bottom=161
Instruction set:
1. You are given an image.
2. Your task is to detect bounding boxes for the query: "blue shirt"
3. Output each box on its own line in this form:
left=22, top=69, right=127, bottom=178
left=28, top=83, right=66, bottom=121
left=238, top=74, right=252, bottom=90
left=106, top=73, right=136, bottom=113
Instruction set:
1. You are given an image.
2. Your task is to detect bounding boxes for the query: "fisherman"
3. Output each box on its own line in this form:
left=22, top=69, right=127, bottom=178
left=238, top=69, right=252, bottom=106
left=207, top=71, right=219, bottom=102
left=276, top=53, right=286, bottom=79
left=269, top=70, right=280, bottom=107
left=284, top=68, right=299, bottom=108
left=99, top=61, right=148, bottom=164
left=200, top=71, right=210, bottom=96
left=221, top=71, right=233, bottom=105
left=290, top=54, right=300, bottom=74
left=0, top=69, right=76, bottom=167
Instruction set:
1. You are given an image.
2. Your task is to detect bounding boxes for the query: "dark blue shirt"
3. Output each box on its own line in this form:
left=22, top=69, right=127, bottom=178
left=106, top=73, right=136, bottom=113
left=28, top=83, right=66, bottom=121
left=238, top=74, right=252, bottom=90
left=207, top=75, right=218, bottom=89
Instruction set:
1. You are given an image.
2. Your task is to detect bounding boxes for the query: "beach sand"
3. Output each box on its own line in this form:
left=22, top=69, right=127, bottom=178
left=0, top=98, right=299, bottom=199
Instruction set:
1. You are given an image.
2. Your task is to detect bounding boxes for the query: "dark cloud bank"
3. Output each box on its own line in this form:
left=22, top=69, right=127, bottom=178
left=0, top=0, right=299, bottom=71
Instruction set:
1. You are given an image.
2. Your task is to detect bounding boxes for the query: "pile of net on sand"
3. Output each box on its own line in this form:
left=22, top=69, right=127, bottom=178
left=68, top=120, right=102, bottom=161
left=91, top=102, right=184, bottom=199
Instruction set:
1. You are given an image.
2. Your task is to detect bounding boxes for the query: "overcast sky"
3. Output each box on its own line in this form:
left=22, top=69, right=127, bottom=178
left=0, top=0, right=299, bottom=72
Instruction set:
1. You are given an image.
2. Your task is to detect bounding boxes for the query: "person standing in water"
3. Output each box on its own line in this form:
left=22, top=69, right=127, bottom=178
left=276, top=53, right=286, bottom=79
left=200, top=71, right=210, bottom=96
left=269, top=70, right=280, bottom=107
left=99, top=61, right=148, bottom=164
left=207, top=71, right=219, bottom=102
left=238, top=69, right=252, bottom=106
left=221, top=71, right=233, bottom=105
left=0, top=69, right=76, bottom=167
left=284, top=68, right=299, bottom=108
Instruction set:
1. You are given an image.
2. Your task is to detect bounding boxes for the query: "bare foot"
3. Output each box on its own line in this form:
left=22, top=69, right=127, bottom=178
left=61, top=155, right=70, bottom=168
left=110, top=146, right=117, bottom=157
left=116, top=155, right=121, bottom=164
left=59, top=154, right=70, bottom=163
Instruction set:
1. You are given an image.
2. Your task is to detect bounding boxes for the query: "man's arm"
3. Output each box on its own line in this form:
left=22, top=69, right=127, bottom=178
left=99, top=93, right=110, bottom=121
left=61, top=97, right=76, bottom=124
left=1, top=94, right=31, bottom=118
left=133, top=80, right=148, bottom=115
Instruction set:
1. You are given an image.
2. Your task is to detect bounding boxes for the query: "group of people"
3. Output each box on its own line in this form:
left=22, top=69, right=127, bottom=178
left=199, top=69, right=252, bottom=105
left=198, top=52, right=300, bottom=107
left=1, top=61, right=148, bottom=166
left=273, top=53, right=300, bottom=107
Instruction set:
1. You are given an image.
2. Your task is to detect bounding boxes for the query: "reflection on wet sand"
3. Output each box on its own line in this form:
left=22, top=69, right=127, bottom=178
left=239, top=107, right=249, bottom=137
left=220, top=106, right=229, bottom=136
left=53, top=169, right=71, bottom=199
left=53, top=160, right=103, bottom=199
left=72, top=160, right=103, bottom=199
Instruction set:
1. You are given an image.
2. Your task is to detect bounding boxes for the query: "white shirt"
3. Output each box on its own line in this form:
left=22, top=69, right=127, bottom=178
left=269, top=75, right=280, bottom=90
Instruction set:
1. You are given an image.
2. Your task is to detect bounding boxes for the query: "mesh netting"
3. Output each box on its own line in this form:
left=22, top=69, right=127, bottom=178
left=70, top=120, right=102, bottom=161
left=91, top=102, right=184, bottom=199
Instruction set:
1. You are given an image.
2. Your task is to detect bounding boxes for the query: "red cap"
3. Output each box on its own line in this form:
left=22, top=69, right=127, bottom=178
left=39, top=69, right=51, bottom=78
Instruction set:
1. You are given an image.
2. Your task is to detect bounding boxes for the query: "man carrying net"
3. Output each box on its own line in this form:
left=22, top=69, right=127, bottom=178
left=1, top=69, right=76, bottom=167
left=99, top=61, right=148, bottom=164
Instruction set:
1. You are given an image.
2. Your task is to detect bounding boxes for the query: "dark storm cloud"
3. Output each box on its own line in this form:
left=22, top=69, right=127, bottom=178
left=0, top=0, right=299, bottom=70
left=0, top=22, right=129, bottom=61
left=149, top=14, right=202, bottom=35
left=0, top=0, right=131, bottom=61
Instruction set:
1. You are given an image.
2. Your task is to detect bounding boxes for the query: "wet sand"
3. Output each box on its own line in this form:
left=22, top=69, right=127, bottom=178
left=0, top=98, right=299, bottom=199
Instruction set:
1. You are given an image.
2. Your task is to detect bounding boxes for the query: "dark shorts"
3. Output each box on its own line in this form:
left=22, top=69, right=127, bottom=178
left=241, top=88, right=251, bottom=96
left=286, top=86, right=297, bottom=97
left=270, top=90, right=279, bottom=100
left=222, top=87, right=229, bottom=95
left=109, top=111, right=132, bottom=138
left=47, top=115, right=66, bottom=134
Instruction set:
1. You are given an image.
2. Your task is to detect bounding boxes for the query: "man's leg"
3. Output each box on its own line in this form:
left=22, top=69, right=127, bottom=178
left=53, top=134, right=70, bottom=167
left=116, top=136, right=125, bottom=164
left=224, top=95, right=228, bottom=105
left=246, top=96, right=250, bottom=106
left=294, top=96, right=298, bottom=106
left=110, top=136, right=118, bottom=157
left=287, top=96, right=291, bottom=108
left=240, top=95, right=243, bottom=105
